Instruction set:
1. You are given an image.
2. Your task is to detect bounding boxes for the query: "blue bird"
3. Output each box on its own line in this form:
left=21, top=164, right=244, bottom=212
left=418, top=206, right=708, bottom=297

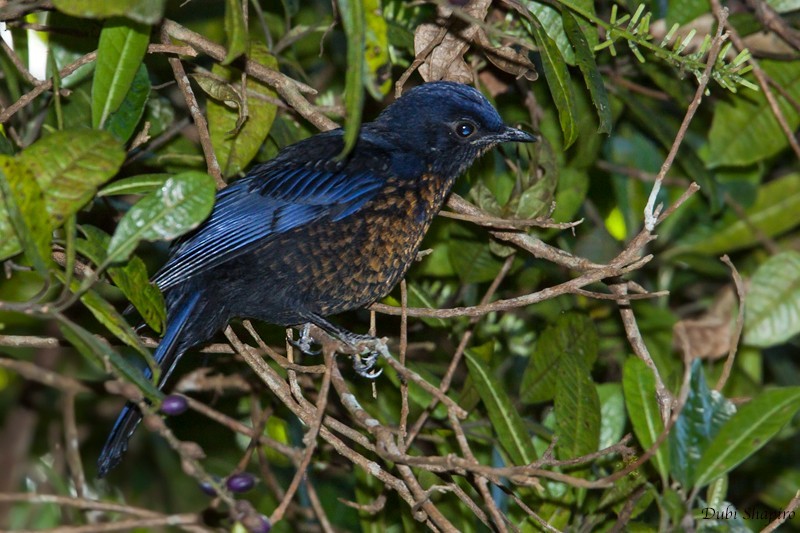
left=97, top=81, right=536, bottom=477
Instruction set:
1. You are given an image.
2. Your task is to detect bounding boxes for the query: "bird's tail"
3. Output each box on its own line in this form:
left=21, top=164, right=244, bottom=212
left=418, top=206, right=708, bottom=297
left=97, top=291, right=202, bottom=477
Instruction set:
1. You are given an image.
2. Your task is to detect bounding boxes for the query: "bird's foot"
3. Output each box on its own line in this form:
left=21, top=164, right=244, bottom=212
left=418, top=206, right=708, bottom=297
left=288, top=324, right=322, bottom=356
left=340, top=333, right=388, bottom=379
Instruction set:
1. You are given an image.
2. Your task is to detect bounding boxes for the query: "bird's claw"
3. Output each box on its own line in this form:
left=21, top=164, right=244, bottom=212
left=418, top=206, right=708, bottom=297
left=352, top=349, right=383, bottom=379
left=288, top=324, right=321, bottom=356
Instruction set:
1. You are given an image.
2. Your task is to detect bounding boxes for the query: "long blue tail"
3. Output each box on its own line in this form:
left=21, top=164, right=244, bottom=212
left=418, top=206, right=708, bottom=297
left=97, top=291, right=201, bottom=477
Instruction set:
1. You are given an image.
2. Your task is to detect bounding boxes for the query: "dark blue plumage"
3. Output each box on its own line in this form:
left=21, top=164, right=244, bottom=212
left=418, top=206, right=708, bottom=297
left=97, top=81, right=536, bottom=477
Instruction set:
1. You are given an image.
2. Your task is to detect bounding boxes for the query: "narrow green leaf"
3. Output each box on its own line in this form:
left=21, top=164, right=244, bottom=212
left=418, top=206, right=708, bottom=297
left=53, top=0, right=165, bottom=24
left=524, top=15, right=578, bottom=148
left=0, top=156, right=51, bottom=272
left=57, top=316, right=162, bottom=403
left=562, top=11, right=612, bottom=134
left=106, top=171, right=216, bottom=264
left=744, top=251, right=800, bottom=347
left=597, top=383, right=625, bottom=450
left=337, top=0, right=365, bottom=156
left=363, top=0, right=391, bottom=99
left=465, top=346, right=537, bottom=465
left=668, top=360, right=736, bottom=487
left=105, top=63, right=151, bottom=142
left=98, top=174, right=171, bottom=197
left=622, top=357, right=669, bottom=479
left=670, top=173, right=800, bottom=257
left=555, top=350, right=601, bottom=460
left=79, top=225, right=165, bottom=334
left=223, top=0, right=248, bottom=65
left=694, top=387, right=800, bottom=488
left=526, top=1, right=576, bottom=64
left=521, top=313, right=598, bottom=404
left=19, top=129, right=126, bottom=222
left=207, top=44, right=279, bottom=177
left=708, top=60, right=800, bottom=168
left=92, top=18, right=150, bottom=129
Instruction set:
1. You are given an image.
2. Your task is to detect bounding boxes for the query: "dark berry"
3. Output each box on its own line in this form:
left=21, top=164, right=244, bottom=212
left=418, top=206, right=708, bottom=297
left=199, top=480, right=218, bottom=497
left=244, top=515, right=271, bottom=533
left=226, top=472, right=257, bottom=493
left=160, top=394, right=188, bottom=416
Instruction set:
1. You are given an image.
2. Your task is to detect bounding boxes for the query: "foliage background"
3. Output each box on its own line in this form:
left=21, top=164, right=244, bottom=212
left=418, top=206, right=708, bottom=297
left=0, top=0, right=799, bottom=531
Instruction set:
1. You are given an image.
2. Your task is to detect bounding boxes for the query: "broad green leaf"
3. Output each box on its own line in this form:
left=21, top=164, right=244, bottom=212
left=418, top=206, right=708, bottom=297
left=223, top=0, right=248, bottom=65
left=555, top=350, right=601, bottom=460
left=79, top=225, right=165, bottom=334
left=19, top=130, right=126, bottom=222
left=465, top=345, right=537, bottom=465
left=768, top=0, right=800, bottom=12
left=98, top=174, right=171, bottom=197
left=447, top=239, right=504, bottom=284
left=104, top=63, right=151, bottom=142
left=53, top=0, right=165, bottom=24
left=337, top=0, right=365, bottom=156
left=106, top=171, right=216, bottom=264
left=562, top=11, right=612, bottom=134
left=521, top=313, right=598, bottom=404
left=207, top=44, right=278, bottom=177
left=513, top=138, right=558, bottom=219
left=0, top=156, right=51, bottom=272
left=668, top=360, right=736, bottom=487
left=708, top=60, right=800, bottom=168
left=524, top=15, right=578, bottom=148
left=597, top=383, right=625, bottom=450
left=92, top=18, right=150, bottom=129
left=363, top=0, right=391, bottom=99
left=623, top=357, right=669, bottom=479
left=57, top=316, right=162, bottom=403
left=670, top=173, right=800, bottom=257
left=744, top=251, right=800, bottom=347
left=694, top=387, right=800, bottom=488
left=666, top=0, right=709, bottom=27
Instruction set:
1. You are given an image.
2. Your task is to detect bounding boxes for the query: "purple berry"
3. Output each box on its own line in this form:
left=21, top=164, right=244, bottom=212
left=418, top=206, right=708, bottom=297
left=160, top=395, right=188, bottom=416
left=199, top=480, right=218, bottom=496
left=226, top=472, right=256, bottom=493
left=246, top=515, right=271, bottom=533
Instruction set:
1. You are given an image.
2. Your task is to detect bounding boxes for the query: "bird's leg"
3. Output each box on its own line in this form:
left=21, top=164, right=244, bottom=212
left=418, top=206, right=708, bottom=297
left=288, top=323, right=322, bottom=355
left=309, top=315, right=386, bottom=379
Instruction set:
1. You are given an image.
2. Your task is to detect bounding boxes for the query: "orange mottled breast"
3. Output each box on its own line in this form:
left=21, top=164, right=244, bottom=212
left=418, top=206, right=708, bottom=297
left=288, top=172, right=454, bottom=316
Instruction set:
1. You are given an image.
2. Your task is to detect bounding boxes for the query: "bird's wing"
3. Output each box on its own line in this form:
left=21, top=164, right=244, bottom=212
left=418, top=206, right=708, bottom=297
left=153, top=138, right=386, bottom=291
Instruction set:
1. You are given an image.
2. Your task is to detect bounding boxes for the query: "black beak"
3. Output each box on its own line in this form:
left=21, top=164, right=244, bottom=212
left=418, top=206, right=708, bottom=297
left=479, top=126, right=538, bottom=145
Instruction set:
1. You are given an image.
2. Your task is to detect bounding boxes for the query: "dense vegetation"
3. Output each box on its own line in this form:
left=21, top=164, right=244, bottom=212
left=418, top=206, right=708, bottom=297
left=0, top=0, right=799, bottom=531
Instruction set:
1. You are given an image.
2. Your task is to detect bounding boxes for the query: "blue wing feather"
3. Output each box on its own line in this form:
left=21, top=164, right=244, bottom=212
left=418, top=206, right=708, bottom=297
left=153, top=133, right=386, bottom=290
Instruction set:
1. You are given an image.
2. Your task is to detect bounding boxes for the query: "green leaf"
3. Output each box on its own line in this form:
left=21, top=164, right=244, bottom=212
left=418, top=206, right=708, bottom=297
left=53, top=0, right=165, bottom=24
left=223, top=0, right=248, bottom=65
left=19, top=129, right=126, bottom=222
left=670, top=173, right=800, bottom=257
left=98, top=174, right=171, bottom=197
left=622, top=357, right=669, bottom=479
left=447, top=239, right=504, bottom=284
left=694, top=387, right=800, bottom=488
left=104, top=63, right=151, bottom=142
left=668, top=360, right=736, bottom=487
left=744, top=251, right=800, bottom=347
left=527, top=1, right=575, bottom=65
left=79, top=225, right=165, bottom=334
left=524, top=15, right=578, bottom=149
left=106, top=171, right=216, bottom=264
left=363, top=0, right=391, bottom=99
left=708, top=60, right=800, bottom=168
left=0, top=155, right=51, bottom=272
left=92, top=17, right=150, bottom=129
left=465, top=345, right=537, bottom=465
left=562, top=11, right=612, bottom=134
left=57, top=316, right=162, bottom=403
left=337, top=0, right=365, bottom=156
left=207, top=43, right=278, bottom=177
left=521, top=313, right=598, bottom=404
left=597, top=383, right=625, bottom=450
left=555, top=350, right=601, bottom=460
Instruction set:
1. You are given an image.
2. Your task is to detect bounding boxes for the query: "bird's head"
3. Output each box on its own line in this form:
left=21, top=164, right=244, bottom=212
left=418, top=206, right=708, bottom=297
left=372, top=81, right=537, bottom=178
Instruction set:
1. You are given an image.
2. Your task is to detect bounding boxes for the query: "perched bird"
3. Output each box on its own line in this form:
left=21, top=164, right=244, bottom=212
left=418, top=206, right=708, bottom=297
left=97, top=81, right=536, bottom=476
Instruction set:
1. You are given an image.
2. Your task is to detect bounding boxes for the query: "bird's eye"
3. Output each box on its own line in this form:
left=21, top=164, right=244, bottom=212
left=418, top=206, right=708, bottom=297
left=455, top=121, right=476, bottom=138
